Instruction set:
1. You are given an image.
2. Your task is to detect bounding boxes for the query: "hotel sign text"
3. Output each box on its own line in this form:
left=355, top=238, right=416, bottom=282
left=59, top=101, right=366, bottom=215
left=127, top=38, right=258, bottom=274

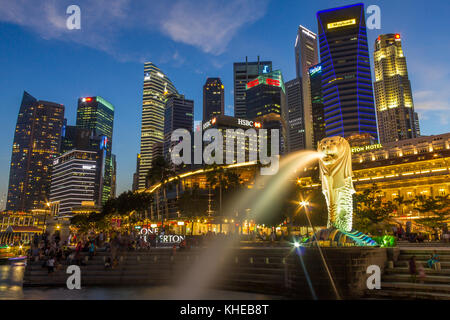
left=352, top=144, right=383, bottom=153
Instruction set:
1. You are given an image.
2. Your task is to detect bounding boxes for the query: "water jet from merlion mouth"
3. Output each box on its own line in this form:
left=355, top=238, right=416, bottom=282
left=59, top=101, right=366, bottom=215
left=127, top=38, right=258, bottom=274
left=170, top=150, right=322, bottom=299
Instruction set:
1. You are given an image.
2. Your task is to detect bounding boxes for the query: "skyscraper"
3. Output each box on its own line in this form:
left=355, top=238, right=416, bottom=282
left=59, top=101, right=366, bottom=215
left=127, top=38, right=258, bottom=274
left=139, top=62, right=177, bottom=189
left=285, top=78, right=305, bottom=152
left=374, top=33, right=420, bottom=143
left=203, top=78, right=224, bottom=122
left=163, top=94, right=194, bottom=164
left=50, top=150, right=102, bottom=216
left=76, top=96, right=114, bottom=204
left=309, top=64, right=326, bottom=148
left=233, top=57, right=272, bottom=119
left=6, top=91, right=64, bottom=212
left=132, top=154, right=140, bottom=192
left=317, top=3, right=378, bottom=141
left=294, top=25, right=319, bottom=150
left=60, top=125, right=92, bottom=154
left=245, top=70, right=288, bottom=154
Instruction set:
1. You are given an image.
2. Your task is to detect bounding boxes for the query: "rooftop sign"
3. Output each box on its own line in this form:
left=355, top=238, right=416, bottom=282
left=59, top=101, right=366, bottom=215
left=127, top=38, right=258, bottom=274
left=309, top=65, right=322, bottom=76
left=327, top=18, right=356, bottom=29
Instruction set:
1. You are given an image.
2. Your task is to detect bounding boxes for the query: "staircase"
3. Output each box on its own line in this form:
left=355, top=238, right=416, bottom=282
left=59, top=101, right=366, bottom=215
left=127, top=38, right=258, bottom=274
left=367, top=248, right=450, bottom=300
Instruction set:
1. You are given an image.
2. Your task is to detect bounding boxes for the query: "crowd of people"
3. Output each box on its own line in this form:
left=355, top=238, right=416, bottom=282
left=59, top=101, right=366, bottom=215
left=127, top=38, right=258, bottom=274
left=392, top=225, right=450, bottom=243
left=27, top=229, right=243, bottom=274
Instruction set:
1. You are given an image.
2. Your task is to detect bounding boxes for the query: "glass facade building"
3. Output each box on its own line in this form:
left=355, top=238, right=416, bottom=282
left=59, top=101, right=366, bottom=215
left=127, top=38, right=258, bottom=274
left=49, top=150, right=101, bottom=216
left=6, top=91, right=65, bottom=212
left=294, top=25, right=319, bottom=150
left=309, top=64, right=326, bottom=148
left=139, top=62, right=178, bottom=189
left=76, top=96, right=114, bottom=204
left=163, top=94, right=194, bottom=165
left=233, top=57, right=272, bottom=119
left=285, top=78, right=305, bottom=152
left=317, top=3, right=378, bottom=141
left=245, top=70, right=288, bottom=154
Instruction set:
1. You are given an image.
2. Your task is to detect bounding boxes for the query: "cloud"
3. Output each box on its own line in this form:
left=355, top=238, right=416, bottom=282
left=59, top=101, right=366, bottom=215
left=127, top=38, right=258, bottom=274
left=414, top=92, right=450, bottom=126
left=408, top=59, right=450, bottom=130
left=0, top=0, right=268, bottom=61
left=160, top=0, right=268, bottom=55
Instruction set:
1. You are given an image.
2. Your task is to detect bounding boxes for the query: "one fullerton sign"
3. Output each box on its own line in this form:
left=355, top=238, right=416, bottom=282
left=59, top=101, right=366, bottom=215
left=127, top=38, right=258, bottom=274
left=139, top=228, right=185, bottom=244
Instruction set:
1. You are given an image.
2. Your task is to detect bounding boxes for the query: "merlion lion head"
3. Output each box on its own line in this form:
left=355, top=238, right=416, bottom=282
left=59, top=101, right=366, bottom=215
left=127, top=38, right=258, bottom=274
left=318, top=136, right=350, bottom=168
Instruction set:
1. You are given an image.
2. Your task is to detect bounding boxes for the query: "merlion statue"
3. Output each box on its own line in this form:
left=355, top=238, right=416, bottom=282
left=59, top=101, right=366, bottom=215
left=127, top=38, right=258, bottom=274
left=318, top=136, right=355, bottom=232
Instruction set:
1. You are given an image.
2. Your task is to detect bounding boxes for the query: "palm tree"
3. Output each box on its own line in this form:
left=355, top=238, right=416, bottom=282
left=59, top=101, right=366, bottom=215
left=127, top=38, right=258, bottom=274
left=206, top=165, right=243, bottom=232
left=393, top=195, right=413, bottom=216
left=414, top=194, right=450, bottom=234
left=146, top=156, right=175, bottom=229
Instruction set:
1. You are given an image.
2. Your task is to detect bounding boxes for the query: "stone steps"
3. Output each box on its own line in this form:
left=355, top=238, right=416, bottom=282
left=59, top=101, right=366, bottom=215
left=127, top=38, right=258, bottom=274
left=398, top=255, right=450, bottom=261
left=394, top=260, right=450, bottom=269
left=398, top=243, right=450, bottom=248
left=383, top=274, right=450, bottom=285
left=366, top=289, right=450, bottom=300
left=380, top=282, right=450, bottom=294
left=385, top=267, right=450, bottom=276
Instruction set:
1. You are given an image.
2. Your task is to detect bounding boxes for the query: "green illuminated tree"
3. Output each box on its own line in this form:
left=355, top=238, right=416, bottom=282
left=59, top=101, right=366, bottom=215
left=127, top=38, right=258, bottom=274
left=414, top=195, right=450, bottom=232
left=353, top=184, right=397, bottom=234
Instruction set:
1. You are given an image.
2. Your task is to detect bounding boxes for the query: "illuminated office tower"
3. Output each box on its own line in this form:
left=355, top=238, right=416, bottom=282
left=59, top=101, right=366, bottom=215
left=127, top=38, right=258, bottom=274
left=50, top=150, right=102, bottom=216
left=139, top=62, right=178, bottom=189
left=132, top=154, right=140, bottom=192
left=233, top=57, right=272, bottom=119
left=317, top=3, right=378, bottom=141
left=6, top=91, right=64, bottom=212
left=76, top=96, right=114, bottom=203
left=309, top=64, right=326, bottom=148
left=294, top=25, right=319, bottom=149
left=285, top=78, right=305, bottom=152
left=246, top=70, right=288, bottom=154
left=374, top=33, right=420, bottom=143
left=203, top=78, right=224, bottom=122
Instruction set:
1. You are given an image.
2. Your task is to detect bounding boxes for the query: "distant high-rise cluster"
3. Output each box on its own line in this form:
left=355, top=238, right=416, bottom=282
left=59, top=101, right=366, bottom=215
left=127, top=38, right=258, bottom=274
left=5, top=90, right=117, bottom=216
left=5, top=2, right=426, bottom=214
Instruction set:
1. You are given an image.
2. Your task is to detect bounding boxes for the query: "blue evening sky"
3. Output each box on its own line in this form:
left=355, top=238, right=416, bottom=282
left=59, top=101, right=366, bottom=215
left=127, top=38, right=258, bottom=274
left=0, top=0, right=449, bottom=205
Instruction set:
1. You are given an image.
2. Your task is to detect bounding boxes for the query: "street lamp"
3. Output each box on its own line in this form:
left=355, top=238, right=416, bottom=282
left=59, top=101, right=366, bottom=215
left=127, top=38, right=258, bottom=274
left=44, top=202, right=51, bottom=233
left=299, top=201, right=310, bottom=236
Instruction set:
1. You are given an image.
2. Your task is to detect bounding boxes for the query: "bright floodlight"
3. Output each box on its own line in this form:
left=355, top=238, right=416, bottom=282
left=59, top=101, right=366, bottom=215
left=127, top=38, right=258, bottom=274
left=294, top=242, right=300, bottom=248
left=299, top=201, right=309, bottom=207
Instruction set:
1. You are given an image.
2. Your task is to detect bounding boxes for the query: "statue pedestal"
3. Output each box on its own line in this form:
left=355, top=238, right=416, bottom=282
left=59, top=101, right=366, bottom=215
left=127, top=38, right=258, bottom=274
left=303, top=228, right=378, bottom=247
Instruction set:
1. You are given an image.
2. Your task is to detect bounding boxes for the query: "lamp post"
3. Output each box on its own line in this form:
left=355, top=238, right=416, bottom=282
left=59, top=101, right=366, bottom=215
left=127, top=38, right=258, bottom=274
left=299, top=201, right=310, bottom=236
left=44, top=202, right=51, bottom=233
left=299, top=200, right=341, bottom=300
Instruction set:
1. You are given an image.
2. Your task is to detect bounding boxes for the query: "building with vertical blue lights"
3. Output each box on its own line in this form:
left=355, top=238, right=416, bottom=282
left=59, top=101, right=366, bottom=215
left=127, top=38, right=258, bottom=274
left=317, top=3, right=378, bottom=141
